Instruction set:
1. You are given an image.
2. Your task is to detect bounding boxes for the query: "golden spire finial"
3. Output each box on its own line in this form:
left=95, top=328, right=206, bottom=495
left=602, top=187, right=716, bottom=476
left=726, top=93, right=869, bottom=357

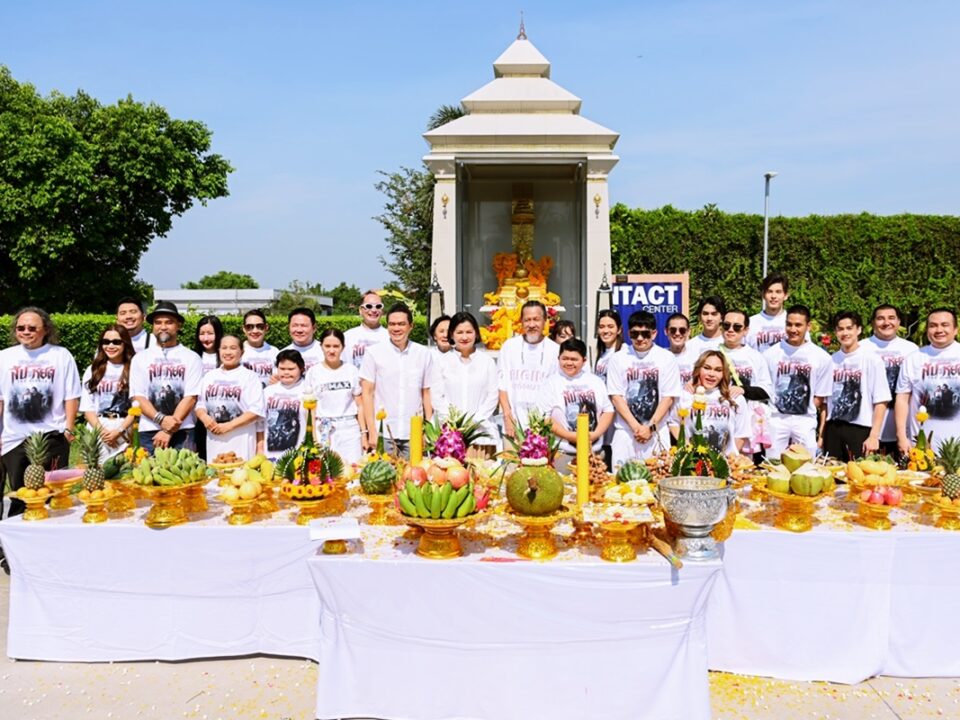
left=517, top=11, right=527, bottom=40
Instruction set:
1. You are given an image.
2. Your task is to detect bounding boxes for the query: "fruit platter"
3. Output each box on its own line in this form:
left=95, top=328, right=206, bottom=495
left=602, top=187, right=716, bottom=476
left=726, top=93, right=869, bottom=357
left=130, top=447, right=212, bottom=528
left=756, top=446, right=835, bottom=533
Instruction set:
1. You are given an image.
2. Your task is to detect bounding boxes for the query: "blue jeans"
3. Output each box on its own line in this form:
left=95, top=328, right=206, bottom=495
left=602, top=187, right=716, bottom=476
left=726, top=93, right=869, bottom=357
left=139, top=429, right=193, bottom=454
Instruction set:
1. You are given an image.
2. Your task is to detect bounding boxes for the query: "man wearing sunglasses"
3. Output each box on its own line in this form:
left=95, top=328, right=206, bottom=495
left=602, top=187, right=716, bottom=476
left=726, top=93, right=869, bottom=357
left=240, top=309, right=278, bottom=386
left=606, top=311, right=680, bottom=466
left=719, top=311, right=772, bottom=401
left=343, top=290, right=388, bottom=369
left=665, top=313, right=696, bottom=386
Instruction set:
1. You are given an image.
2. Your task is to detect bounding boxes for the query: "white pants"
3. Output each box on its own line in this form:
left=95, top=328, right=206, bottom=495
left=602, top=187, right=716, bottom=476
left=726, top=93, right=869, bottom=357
left=767, top=413, right=818, bottom=457
left=611, top=426, right=671, bottom=468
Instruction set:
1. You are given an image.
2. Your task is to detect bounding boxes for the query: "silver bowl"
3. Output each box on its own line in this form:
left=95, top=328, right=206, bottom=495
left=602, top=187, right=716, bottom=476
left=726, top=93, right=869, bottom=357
left=655, top=476, right=735, bottom=560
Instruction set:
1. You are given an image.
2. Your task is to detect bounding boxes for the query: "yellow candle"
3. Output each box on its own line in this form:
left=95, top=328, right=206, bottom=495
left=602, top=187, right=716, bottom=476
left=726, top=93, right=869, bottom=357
left=409, top=415, right=423, bottom=465
left=576, top=413, right=590, bottom=509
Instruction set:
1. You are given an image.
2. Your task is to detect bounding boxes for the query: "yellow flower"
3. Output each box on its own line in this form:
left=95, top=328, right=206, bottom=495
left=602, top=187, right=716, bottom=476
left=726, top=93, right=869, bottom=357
left=303, top=399, right=317, bottom=411
left=127, top=405, right=142, bottom=418
left=677, top=407, right=690, bottom=419
left=916, top=410, right=929, bottom=424
left=692, top=401, right=707, bottom=412
left=376, top=408, right=387, bottom=422
left=696, top=444, right=709, bottom=454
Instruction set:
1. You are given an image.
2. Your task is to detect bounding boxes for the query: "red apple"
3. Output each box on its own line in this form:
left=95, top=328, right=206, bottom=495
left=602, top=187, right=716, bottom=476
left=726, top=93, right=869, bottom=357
left=883, top=486, right=903, bottom=506
left=868, top=489, right=885, bottom=505
left=427, top=464, right=448, bottom=486
left=860, top=489, right=873, bottom=502
left=447, top=466, right=470, bottom=490
left=402, top=465, right=428, bottom=487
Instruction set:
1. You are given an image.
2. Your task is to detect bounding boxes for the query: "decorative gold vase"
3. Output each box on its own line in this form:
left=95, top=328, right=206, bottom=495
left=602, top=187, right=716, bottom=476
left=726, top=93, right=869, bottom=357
left=219, top=496, right=257, bottom=525
left=79, top=496, right=109, bottom=524
left=7, top=492, right=49, bottom=521
left=759, top=484, right=827, bottom=533
left=362, top=492, right=396, bottom=525
left=856, top=501, right=894, bottom=530
left=403, top=514, right=482, bottom=559
left=140, top=484, right=190, bottom=529
left=508, top=506, right=572, bottom=561
left=599, top=521, right=640, bottom=562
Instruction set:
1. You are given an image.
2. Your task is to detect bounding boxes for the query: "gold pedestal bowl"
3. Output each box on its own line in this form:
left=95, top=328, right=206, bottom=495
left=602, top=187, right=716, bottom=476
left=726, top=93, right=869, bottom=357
left=856, top=500, right=894, bottom=530
left=139, top=482, right=201, bottom=529
left=6, top=491, right=51, bottom=521
left=402, top=513, right=485, bottom=559
left=44, top=476, right=81, bottom=510
left=598, top=521, right=641, bottom=562
left=929, top=494, right=960, bottom=530
left=759, top=483, right=829, bottom=533
left=79, top=492, right=111, bottom=524
left=507, top=506, right=573, bottom=561
left=218, top=495, right=257, bottom=525
left=361, top=492, right=396, bottom=525
left=106, top=480, right=137, bottom=513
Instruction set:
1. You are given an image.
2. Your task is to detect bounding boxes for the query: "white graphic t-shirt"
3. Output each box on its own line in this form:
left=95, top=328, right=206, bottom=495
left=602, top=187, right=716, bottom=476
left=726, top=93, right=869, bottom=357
left=722, top=344, right=774, bottom=396
left=79, top=362, right=130, bottom=416
left=685, top=334, right=723, bottom=361
left=606, top=344, right=681, bottom=432
left=197, top=365, right=265, bottom=461
left=241, top=342, right=279, bottom=386
left=671, top=345, right=699, bottom=387
left=747, top=311, right=788, bottom=353
left=200, top=351, right=218, bottom=376
left=306, top=362, right=361, bottom=419
left=283, top=340, right=324, bottom=373
left=541, top=369, right=614, bottom=454
left=0, top=344, right=82, bottom=452
left=896, top=342, right=960, bottom=443
left=594, top=345, right=625, bottom=384
left=671, top=388, right=750, bottom=455
left=343, top=324, right=388, bottom=369
left=497, top=335, right=561, bottom=429
left=763, top=341, right=833, bottom=419
left=260, top=380, right=307, bottom=459
left=129, top=344, right=203, bottom=432
left=827, top=347, right=892, bottom=428
left=863, top=335, right=919, bottom=442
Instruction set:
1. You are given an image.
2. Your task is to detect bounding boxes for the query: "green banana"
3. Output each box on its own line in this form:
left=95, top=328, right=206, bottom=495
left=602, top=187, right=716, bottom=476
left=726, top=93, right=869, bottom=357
left=430, top=487, right=443, bottom=518
left=438, top=482, right=453, bottom=512
left=456, top=492, right=476, bottom=518
left=442, top=485, right=467, bottom=519
left=412, top=483, right=428, bottom=518
left=398, top=491, right=417, bottom=516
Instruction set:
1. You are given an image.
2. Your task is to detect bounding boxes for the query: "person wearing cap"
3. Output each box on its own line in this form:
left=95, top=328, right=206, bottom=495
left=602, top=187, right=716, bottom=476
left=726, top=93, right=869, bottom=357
left=129, top=301, right=203, bottom=452
left=342, top=290, right=388, bottom=369
left=116, top=297, right=151, bottom=353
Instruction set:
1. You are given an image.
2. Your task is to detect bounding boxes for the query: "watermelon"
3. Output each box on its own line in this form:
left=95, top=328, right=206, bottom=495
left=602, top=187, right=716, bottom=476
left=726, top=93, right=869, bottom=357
left=616, top=460, right=652, bottom=484
left=359, top=460, right=397, bottom=495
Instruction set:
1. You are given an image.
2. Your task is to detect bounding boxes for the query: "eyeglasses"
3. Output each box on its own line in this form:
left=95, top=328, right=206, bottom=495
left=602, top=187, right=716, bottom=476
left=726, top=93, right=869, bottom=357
left=244, top=323, right=266, bottom=330
left=667, top=326, right=688, bottom=336
left=721, top=322, right=745, bottom=332
left=629, top=329, right=653, bottom=340
left=101, top=339, right=124, bottom=347
left=361, top=303, right=384, bottom=311
left=15, top=325, right=39, bottom=332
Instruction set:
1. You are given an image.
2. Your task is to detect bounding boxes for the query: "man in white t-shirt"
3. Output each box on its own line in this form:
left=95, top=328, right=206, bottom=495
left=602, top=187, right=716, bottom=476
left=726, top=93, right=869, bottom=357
left=498, top=301, right=560, bottom=438
left=665, top=313, right=697, bottom=387
left=343, top=290, right=388, bottom=369
left=686, top=296, right=726, bottom=358
left=282, top=307, right=324, bottom=372
left=129, top=301, right=203, bottom=452
left=240, top=308, right=278, bottom=386
left=719, top=309, right=773, bottom=400
left=359, top=303, right=435, bottom=457
left=747, top=272, right=791, bottom=353
left=0, top=307, right=81, bottom=520
left=822, top=311, right=891, bottom=460
left=863, top=304, right=918, bottom=456
left=116, top=296, right=151, bottom=353
left=606, top=310, right=681, bottom=465
left=762, top=305, right=833, bottom=456
left=896, top=308, right=960, bottom=453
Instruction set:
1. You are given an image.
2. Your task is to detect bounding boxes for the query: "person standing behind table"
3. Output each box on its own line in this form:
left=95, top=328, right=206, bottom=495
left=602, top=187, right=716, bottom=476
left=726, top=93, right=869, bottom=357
left=762, top=305, right=833, bottom=457
left=429, top=314, right=452, bottom=364
left=80, top=325, right=136, bottom=462
left=498, top=301, right=560, bottom=438
left=195, top=335, right=265, bottom=462
left=434, top=312, right=502, bottom=455
left=284, top=307, right=324, bottom=373
left=863, top=304, right=918, bottom=457
left=747, top=272, right=808, bottom=353
left=342, top=291, right=388, bottom=370
left=821, top=311, right=890, bottom=461
left=606, top=310, right=681, bottom=466
left=896, top=308, right=960, bottom=454
left=115, top=297, right=151, bottom=353
left=542, top=338, right=614, bottom=471
left=665, top=312, right=698, bottom=387
left=686, top=296, right=726, bottom=358
left=719, top=309, right=774, bottom=456
left=359, top=303, right=435, bottom=458
left=192, top=315, right=223, bottom=461
left=240, top=309, right=278, bottom=387
left=595, top=309, right=625, bottom=469
left=260, top=350, right=308, bottom=460
left=129, top=301, right=203, bottom=453
left=549, top=319, right=576, bottom=345
left=306, top=329, right=365, bottom=465
left=0, top=308, right=81, bottom=519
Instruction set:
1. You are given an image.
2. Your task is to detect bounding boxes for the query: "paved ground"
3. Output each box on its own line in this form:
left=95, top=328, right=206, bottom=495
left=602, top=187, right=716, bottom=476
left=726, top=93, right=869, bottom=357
left=0, top=571, right=957, bottom=720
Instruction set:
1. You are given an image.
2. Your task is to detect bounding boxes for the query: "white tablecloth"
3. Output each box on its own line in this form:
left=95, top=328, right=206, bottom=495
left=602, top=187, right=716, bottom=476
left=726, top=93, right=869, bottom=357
left=706, top=492, right=960, bottom=683
left=309, top=521, right=722, bottom=720
left=0, top=495, right=324, bottom=662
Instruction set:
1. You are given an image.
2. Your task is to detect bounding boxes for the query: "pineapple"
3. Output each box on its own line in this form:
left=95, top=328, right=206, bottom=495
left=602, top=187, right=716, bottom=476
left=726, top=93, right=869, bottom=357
left=936, top=437, right=960, bottom=500
left=23, top=432, right=50, bottom=490
left=77, top=425, right=105, bottom=493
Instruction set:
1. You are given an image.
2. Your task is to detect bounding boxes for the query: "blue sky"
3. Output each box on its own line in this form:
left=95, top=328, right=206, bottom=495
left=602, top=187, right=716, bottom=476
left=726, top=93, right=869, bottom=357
left=3, top=1, right=958, bottom=292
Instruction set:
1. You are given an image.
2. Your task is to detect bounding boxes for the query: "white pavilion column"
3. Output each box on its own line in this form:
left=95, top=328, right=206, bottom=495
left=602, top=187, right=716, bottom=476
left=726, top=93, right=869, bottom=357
left=584, top=155, right=618, bottom=347
left=427, top=155, right=457, bottom=313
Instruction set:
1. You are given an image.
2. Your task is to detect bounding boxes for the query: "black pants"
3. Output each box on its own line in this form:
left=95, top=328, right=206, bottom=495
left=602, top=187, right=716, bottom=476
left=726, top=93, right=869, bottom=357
left=822, top=421, right=870, bottom=462
left=1, top=431, right=70, bottom=519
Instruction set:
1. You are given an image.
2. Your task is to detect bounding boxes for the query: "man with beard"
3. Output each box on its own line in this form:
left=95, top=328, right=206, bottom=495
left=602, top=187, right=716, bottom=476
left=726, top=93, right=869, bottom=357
left=498, top=301, right=561, bottom=438
left=129, top=301, right=203, bottom=452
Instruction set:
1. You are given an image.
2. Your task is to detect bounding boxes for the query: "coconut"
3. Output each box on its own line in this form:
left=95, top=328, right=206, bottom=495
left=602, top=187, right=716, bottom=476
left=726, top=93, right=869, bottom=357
left=766, top=465, right=791, bottom=494
left=789, top=462, right=830, bottom=496
left=781, top=444, right=813, bottom=473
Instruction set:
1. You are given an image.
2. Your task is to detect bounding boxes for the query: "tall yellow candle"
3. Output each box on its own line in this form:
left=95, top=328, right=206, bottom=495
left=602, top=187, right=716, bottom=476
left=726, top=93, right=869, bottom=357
left=576, top=413, right=590, bottom=509
left=409, top=415, right=423, bottom=465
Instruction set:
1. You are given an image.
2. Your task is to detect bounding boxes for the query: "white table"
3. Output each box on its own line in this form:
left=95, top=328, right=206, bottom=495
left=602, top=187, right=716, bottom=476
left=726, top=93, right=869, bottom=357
left=0, top=495, right=324, bottom=662
left=706, top=492, right=960, bottom=683
left=309, top=519, right=722, bottom=720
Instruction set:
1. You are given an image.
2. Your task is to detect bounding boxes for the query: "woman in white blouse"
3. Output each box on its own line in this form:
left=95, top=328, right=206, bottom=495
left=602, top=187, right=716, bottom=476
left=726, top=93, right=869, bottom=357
left=434, top=312, right=500, bottom=453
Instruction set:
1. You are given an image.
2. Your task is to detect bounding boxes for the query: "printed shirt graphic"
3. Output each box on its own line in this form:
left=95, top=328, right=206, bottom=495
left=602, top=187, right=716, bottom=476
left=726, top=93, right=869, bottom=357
left=79, top=362, right=130, bottom=416
left=306, top=362, right=361, bottom=418
left=896, top=342, right=960, bottom=443
left=607, top=344, right=681, bottom=432
left=0, top=343, right=81, bottom=452
left=497, top=335, right=561, bottom=428
left=671, top=345, right=698, bottom=387
left=260, top=380, right=307, bottom=458
left=828, top=348, right=891, bottom=427
left=129, top=344, right=203, bottom=432
left=241, top=342, right=279, bottom=386
left=282, top=340, right=324, bottom=373
left=542, top=371, right=613, bottom=453
left=672, top=389, right=749, bottom=455
left=343, top=324, right=388, bottom=369
left=594, top=345, right=624, bottom=383
left=764, top=341, right=832, bottom=418
left=863, top=335, right=919, bottom=441
left=747, top=311, right=788, bottom=353
left=685, top=334, right=723, bottom=361
left=198, top=366, right=265, bottom=423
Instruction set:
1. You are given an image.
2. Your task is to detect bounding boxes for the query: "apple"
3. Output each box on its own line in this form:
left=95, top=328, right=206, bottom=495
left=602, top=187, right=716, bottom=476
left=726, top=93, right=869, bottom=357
left=402, top=465, right=428, bottom=487
left=447, top=466, right=470, bottom=490
left=868, top=489, right=885, bottom=505
left=427, top=464, right=448, bottom=487
left=860, top=489, right=873, bottom=502
left=883, top=486, right=903, bottom=506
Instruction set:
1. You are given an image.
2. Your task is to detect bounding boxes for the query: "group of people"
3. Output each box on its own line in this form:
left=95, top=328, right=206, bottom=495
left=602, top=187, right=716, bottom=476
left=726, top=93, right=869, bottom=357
left=2, top=274, right=959, bottom=521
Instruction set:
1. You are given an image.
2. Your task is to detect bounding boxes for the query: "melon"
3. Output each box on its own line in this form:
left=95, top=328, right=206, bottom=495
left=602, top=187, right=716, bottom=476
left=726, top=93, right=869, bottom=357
left=766, top=465, right=791, bottom=494
left=507, top=466, right=564, bottom=516
left=789, top=463, right=830, bottom=496
left=359, top=460, right=397, bottom=495
left=781, top=444, right=813, bottom=473
left=616, top=460, right=652, bottom=484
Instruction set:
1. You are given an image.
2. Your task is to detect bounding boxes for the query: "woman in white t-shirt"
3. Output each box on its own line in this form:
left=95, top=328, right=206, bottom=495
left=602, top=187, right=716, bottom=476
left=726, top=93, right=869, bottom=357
left=260, top=349, right=308, bottom=460
left=305, top=328, right=364, bottom=465
left=195, top=335, right=265, bottom=462
left=192, top=315, right=223, bottom=460
left=80, top=324, right=136, bottom=461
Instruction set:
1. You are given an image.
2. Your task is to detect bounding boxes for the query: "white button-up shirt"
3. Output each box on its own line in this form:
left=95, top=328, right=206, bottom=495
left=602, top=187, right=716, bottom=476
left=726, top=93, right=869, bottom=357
left=359, top=340, right=434, bottom=439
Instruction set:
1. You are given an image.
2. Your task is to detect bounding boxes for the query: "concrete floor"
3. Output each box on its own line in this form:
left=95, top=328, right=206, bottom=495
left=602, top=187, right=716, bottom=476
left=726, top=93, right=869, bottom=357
left=0, top=571, right=957, bottom=720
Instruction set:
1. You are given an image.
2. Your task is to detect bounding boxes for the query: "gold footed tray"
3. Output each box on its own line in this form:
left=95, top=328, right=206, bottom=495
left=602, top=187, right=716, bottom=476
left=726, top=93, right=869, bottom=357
left=361, top=492, right=396, bottom=526
left=910, top=481, right=943, bottom=515
left=507, top=506, right=573, bottom=560
left=288, top=486, right=349, bottom=526
left=758, top=484, right=830, bottom=533
left=598, top=520, right=641, bottom=562
left=138, top=482, right=206, bottom=529
left=5, top=491, right=51, bottom=521
left=208, top=460, right=245, bottom=472
left=402, top=513, right=485, bottom=559
left=218, top=495, right=257, bottom=525
left=712, top=498, right=740, bottom=542
left=182, top=482, right=209, bottom=514
left=253, top=482, right=280, bottom=514
left=929, top=495, right=960, bottom=530
left=856, top=500, right=894, bottom=530
left=78, top=493, right=110, bottom=524
left=44, top=476, right=81, bottom=510
left=106, top=480, right=137, bottom=513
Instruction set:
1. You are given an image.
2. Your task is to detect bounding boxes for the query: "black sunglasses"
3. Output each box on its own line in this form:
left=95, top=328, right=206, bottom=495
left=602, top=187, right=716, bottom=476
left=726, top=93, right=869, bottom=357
left=16, top=325, right=39, bottom=332
left=629, top=329, right=653, bottom=340
left=244, top=323, right=266, bottom=330
left=101, top=339, right=124, bottom=346
left=721, top=322, right=745, bottom=332
left=667, top=326, right=688, bottom=335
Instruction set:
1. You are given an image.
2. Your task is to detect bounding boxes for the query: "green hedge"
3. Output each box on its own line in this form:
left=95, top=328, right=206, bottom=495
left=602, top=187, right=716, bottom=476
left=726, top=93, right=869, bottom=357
left=0, top=315, right=428, bottom=362
left=610, top=204, right=960, bottom=343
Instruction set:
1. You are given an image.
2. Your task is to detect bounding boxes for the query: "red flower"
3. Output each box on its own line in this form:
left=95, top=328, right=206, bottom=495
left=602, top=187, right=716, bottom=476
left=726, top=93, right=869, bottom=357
left=820, top=334, right=832, bottom=347
left=308, top=459, right=322, bottom=474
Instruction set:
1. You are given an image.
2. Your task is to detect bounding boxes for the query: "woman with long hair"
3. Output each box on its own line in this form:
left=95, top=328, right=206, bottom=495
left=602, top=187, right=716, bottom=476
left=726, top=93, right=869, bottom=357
left=594, top=310, right=624, bottom=382
left=192, top=315, right=224, bottom=459
left=80, top=324, right=136, bottom=461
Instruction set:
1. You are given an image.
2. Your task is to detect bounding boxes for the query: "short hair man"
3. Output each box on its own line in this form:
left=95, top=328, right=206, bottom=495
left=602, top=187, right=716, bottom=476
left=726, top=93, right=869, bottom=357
left=665, top=313, right=696, bottom=386
left=116, top=297, right=150, bottom=352
left=863, top=304, right=918, bottom=455
left=343, top=290, right=388, bottom=369
left=283, top=307, right=323, bottom=372
left=687, top=295, right=726, bottom=357
left=748, top=272, right=793, bottom=353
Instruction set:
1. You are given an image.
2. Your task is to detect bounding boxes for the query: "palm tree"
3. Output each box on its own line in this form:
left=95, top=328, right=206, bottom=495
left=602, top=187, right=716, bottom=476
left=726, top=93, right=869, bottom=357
left=426, top=104, right=465, bottom=131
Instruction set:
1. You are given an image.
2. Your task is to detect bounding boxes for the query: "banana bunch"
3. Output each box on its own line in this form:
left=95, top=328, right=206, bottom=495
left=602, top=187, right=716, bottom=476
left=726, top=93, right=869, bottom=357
left=132, top=448, right=208, bottom=486
left=398, top=480, right=477, bottom=520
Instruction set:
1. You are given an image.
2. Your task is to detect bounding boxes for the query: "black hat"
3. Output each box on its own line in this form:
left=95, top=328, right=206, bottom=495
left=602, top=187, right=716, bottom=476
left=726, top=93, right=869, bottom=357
left=146, top=300, right=185, bottom=324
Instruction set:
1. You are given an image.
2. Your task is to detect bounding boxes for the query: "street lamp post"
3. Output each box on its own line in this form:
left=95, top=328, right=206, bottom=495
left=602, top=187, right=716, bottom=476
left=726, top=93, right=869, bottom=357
left=762, top=171, right=778, bottom=278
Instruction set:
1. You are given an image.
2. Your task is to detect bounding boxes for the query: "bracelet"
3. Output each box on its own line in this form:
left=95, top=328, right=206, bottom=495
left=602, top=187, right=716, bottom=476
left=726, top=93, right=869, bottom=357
left=154, top=412, right=165, bottom=424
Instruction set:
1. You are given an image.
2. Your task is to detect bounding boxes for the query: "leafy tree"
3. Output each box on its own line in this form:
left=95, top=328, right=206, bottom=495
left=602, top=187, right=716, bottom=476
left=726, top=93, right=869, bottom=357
left=266, top=280, right=329, bottom=317
left=0, top=66, right=232, bottom=312
left=182, top=270, right=259, bottom=289
left=324, top=281, right=362, bottom=315
left=427, top=104, right=465, bottom=131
